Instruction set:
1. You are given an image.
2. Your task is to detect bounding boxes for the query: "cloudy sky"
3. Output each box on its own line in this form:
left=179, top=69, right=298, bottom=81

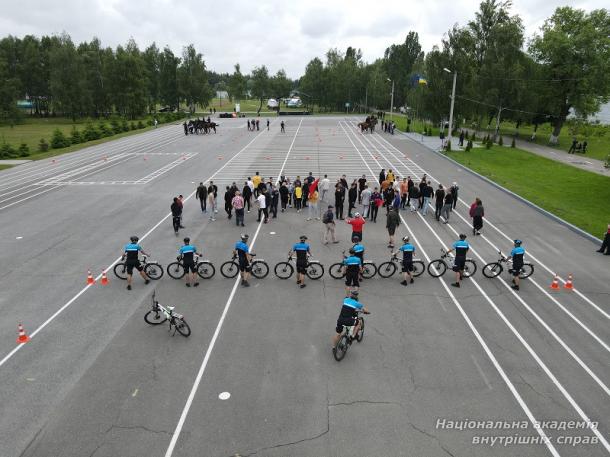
left=1, top=0, right=605, bottom=78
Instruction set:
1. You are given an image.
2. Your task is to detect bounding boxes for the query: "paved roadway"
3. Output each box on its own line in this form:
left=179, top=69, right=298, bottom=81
left=0, top=117, right=608, bottom=457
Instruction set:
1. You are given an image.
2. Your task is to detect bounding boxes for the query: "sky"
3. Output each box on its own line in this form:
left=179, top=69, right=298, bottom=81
left=0, top=0, right=606, bottom=79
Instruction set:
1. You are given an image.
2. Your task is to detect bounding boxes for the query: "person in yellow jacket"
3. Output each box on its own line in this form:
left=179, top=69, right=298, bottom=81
left=252, top=172, right=262, bottom=197
left=386, top=169, right=395, bottom=183
left=294, top=185, right=303, bottom=212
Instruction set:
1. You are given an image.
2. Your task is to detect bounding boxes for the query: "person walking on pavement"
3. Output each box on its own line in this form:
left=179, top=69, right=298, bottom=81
left=347, top=212, right=366, bottom=241
left=406, top=176, right=414, bottom=207
left=434, top=184, right=445, bottom=221
left=224, top=186, right=234, bottom=219
left=596, top=224, right=610, bottom=255
left=270, top=185, right=279, bottom=218
left=470, top=198, right=484, bottom=235
left=207, top=192, right=216, bottom=221
left=450, top=182, right=459, bottom=210
left=256, top=192, right=268, bottom=223
left=171, top=197, right=182, bottom=235
left=358, top=174, right=367, bottom=203
left=242, top=181, right=252, bottom=213
left=323, top=205, right=339, bottom=244
left=418, top=176, right=427, bottom=209
left=267, top=119, right=270, bottom=130
left=441, top=191, right=454, bottom=223
left=421, top=181, right=434, bottom=216
left=280, top=121, right=285, bottom=133
left=348, top=182, right=358, bottom=218
left=379, top=169, right=386, bottom=185
left=360, top=185, right=371, bottom=219
left=335, top=183, right=345, bottom=219
left=409, top=184, right=420, bottom=212
left=279, top=181, right=289, bottom=212
left=196, top=182, right=207, bottom=212
left=208, top=181, right=218, bottom=211
left=320, top=175, right=331, bottom=203
left=386, top=207, right=400, bottom=248
left=370, top=188, right=382, bottom=222
left=307, top=189, right=320, bottom=221
left=232, top=190, right=245, bottom=227
left=252, top=172, right=262, bottom=198
left=400, top=178, right=408, bottom=209
left=294, top=183, right=303, bottom=212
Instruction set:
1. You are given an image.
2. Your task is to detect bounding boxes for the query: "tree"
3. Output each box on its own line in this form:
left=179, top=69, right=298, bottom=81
left=49, top=33, right=83, bottom=120
left=529, top=7, right=610, bottom=143
left=384, top=32, right=423, bottom=108
left=250, top=66, right=270, bottom=114
left=270, top=69, right=292, bottom=100
left=228, top=63, right=246, bottom=103
left=178, top=44, right=212, bottom=113
left=299, top=57, right=326, bottom=110
left=111, top=39, right=147, bottom=118
left=159, top=46, right=179, bottom=109
left=143, top=43, right=161, bottom=113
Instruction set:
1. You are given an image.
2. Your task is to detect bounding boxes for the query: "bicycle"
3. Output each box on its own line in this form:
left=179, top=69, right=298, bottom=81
left=482, top=251, right=534, bottom=279
left=274, top=253, right=325, bottom=280
left=427, top=248, right=477, bottom=278
left=333, top=310, right=370, bottom=362
left=166, top=254, right=216, bottom=280
left=144, top=291, right=191, bottom=337
left=377, top=251, right=426, bottom=278
left=114, top=255, right=164, bottom=280
left=220, top=253, right=269, bottom=279
left=329, top=251, right=377, bottom=279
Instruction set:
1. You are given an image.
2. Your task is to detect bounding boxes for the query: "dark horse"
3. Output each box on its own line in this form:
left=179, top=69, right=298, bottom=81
left=187, top=119, right=219, bottom=134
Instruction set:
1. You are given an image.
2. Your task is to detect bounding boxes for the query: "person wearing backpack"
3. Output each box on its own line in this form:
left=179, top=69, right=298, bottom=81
left=323, top=205, right=339, bottom=244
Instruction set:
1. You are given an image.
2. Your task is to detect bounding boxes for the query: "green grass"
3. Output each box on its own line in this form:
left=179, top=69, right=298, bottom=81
left=445, top=145, right=610, bottom=237
left=384, top=113, right=440, bottom=136
left=0, top=164, right=13, bottom=170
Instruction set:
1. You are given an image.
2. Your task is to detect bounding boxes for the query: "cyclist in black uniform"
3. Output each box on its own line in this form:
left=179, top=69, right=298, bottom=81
left=233, top=234, right=252, bottom=287
left=507, top=239, right=525, bottom=291
left=332, top=291, right=369, bottom=352
left=446, top=234, right=469, bottom=288
left=394, top=236, right=416, bottom=286
left=179, top=237, right=199, bottom=287
left=291, top=235, right=311, bottom=289
left=343, top=248, right=362, bottom=296
left=122, top=236, right=150, bottom=290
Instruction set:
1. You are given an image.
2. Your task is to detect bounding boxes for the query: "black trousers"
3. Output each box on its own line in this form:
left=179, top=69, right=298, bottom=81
left=348, top=200, right=356, bottom=217
left=435, top=202, right=443, bottom=220
left=335, top=203, right=343, bottom=219
left=172, top=216, right=180, bottom=233
left=199, top=197, right=206, bottom=211
left=370, top=203, right=378, bottom=222
left=225, top=202, right=232, bottom=218
left=257, top=208, right=269, bottom=221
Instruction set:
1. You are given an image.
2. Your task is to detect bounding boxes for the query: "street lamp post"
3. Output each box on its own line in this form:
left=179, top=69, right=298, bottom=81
left=443, top=68, right=457, bottom=144
left=387, top=78, right=394, bottom=121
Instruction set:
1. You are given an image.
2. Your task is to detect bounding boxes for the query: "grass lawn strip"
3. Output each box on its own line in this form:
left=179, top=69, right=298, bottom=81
left=446, top=145, right=610, bottom=237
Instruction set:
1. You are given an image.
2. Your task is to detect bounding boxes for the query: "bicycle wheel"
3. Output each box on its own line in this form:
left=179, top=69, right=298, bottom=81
left=412, top=261, right=425, bottom=277
left=144, top=263, right=164, bottom=280
left=482, top=262, right=502, bottom=278
left=167, top=261, right=186, bottom=279
left=113, top=263, right=128, bottom=280
left=427, top=259, right=446, bottom=277
left=274, top=262, right=294, bottom=279
left=251, top=261, right=269, bottom=279
left=377, top=261, right=397, bottom=278
left=333, top=334, right=350, bottom=361
left=361, top=262, right=377, bottom=279
left=173, top=317, right=191, bottom=337
left=463, top=260, right=477, bottom=278
left=329, top=263, right=345, bottom=279
left=197, top=261, right=216, bottom=279
left=519, top=263, right=534, bottom=279
left=356, top=317, right=365, bottom=342
left=144, top=310, right=166, bottom=325
left=220, top=261, right=239, bottom=278
left=306, top=262, right=324, bottom=280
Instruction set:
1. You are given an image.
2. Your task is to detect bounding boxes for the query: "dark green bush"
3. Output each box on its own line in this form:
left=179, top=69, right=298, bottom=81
left=38, top=138, right=49, bottom=152
left=83, top=123, right=100, bottom=141
left=70, top=128, right=82, bottom=144
left=137, top=120, right=145, bottom=129
left=18, top=143, right=30, bottom=157
left=51, top=129, right=70, bottom=149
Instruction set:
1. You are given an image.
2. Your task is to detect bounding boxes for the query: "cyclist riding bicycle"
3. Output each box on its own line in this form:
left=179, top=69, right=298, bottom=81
left=507, top=239, right=525, bottom=291
left=446, top=234, right=469, bottom=288
left=343, top=248, right=363, bottom=297
left=394, top=235, right=416, bottom=286
left=234, top=234, right=252, bottom=287
left=291, top=235, right=311, bottom=289
left=332, top=291, right=369, bottom=354
left=179, top=237, right=199, bottom=288
left=122, top=236, right=150, bottom=291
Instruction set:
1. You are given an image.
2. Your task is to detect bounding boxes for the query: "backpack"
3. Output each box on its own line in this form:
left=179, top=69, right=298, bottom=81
left=323, top=210, right=333, bottom=224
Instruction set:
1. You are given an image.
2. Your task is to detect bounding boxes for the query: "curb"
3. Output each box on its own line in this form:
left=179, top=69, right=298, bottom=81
left=398, top=130, right=603, bottom=245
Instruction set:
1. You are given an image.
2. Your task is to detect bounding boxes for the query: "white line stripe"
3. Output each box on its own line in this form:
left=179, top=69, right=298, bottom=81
left=345, top=123, right=610, bottom=451
left=0, top=120, right=278, bottom=370
left=338, top=121, right=560, bottom=456
left=164, top=118, right=302, bottom=457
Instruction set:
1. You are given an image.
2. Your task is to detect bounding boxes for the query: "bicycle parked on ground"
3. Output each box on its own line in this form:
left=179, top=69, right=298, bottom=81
left=144, top=291, right=191, bottom=337
left=482, top=251, right=534, bottom=279
left=329, top=251, right=377, bottom=279
left=220, top=253, right=269, bottom=279
left=166, top=254, right=216, bottom=280
left=114, top=255, right=164, bottom=280
left=377, top=251, right=426, bottom=278
left=427, top=248, right=477, bottom=278
left=274, top=253, right=325, bottom=280
left=333, top=309, right=369, bottom=362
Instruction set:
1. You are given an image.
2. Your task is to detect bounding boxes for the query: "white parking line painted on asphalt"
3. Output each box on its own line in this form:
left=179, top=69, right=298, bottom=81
left=347, top=123, right=610, bottom=451
left=0, top=120, right=279, bottom=371
left=164, top=118, right=302, bottom=457
left=338, top=121, right=560, bottom=456
left=371, top=128, right=610, bottom=319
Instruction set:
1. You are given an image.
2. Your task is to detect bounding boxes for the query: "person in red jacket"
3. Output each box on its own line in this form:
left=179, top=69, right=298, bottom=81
left=346, top=212, right=366, bottom=241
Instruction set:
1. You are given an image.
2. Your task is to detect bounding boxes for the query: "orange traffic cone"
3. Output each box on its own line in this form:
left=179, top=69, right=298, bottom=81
left=100, top=270, right=109, bottom=286
left=16, top=323, right=30, bottom=344
left=87, top=270, right=95, bottom=285
left=564, top=274, right=574, bottom=290
left=550, top=274, right=560, bottom=290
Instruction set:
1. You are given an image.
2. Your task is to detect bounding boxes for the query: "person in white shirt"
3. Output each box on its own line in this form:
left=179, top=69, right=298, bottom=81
left=320, top=174, right=331, bottom=202
left=360, top=185, right=372, bottom=219
left=247, top=177, right=254, bottom=193
left=256, top=193, right=268, bottom=223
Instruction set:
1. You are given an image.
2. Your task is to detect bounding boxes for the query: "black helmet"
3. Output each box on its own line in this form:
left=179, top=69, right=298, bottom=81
left=514, top=239, right=522, bottom=246
left=402, top=236, right=410, bottom=243
left=299, top=235, right=308, bottom=241
left=350, top=290, right=359, bottom=298
left=130, top=236, right=139, bottom=243
left=241, top=234, right=249, bottom=241
left=183, top=237, right=190, bottom=244
left=349, top=248, right=356, bottom=255
left=352, top=235, right=360, bottom=242
left=459, top=234, right=467, bottom=240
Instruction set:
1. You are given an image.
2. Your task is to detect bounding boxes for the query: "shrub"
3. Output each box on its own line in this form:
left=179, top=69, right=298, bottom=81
left=0, top=143, right=17, bottom=158
left=511, top=137, right=516, bottom=148
left=51, top=129, right=70, bottom=149
left=498, top=136, right=504, bottom=146
left=111, top=118, right=122, bottom=134
left=471, top=132, right=476, bottom=141
left=70, top=128, right=82, bottom=144
left=445, top=140, right=452, bottom=151
left=83, top=123, right=100, bottom=141
left=18, top=143, right=30, bottom=157
left=485, top=139, right=492, bottom=149
left=130, top=122, right=137, bottom=130
left=38, top=138, right=49, bottom=152
left=146, top=118, right=154, bottom=126
left=98, top=123, right=114, bottom=137
left=465, top=139, right=473, bottom=151
left=121, top=119, right=130, bottom=132
left=137, top=120, right=145, bottom=129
